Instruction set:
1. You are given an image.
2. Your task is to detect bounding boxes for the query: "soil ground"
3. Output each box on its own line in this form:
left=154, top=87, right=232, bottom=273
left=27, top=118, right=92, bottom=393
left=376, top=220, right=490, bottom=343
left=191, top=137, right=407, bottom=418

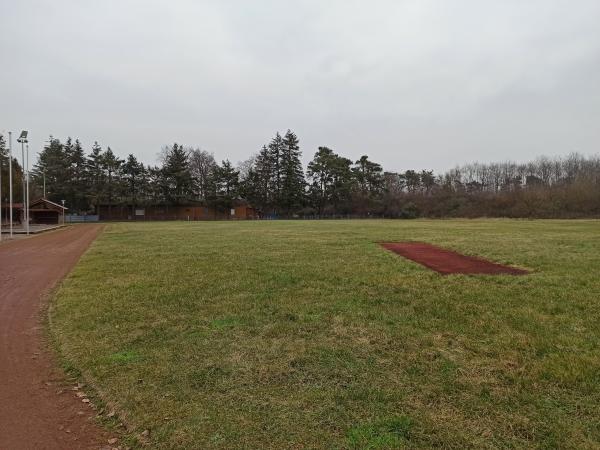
left=0, top=225, right=110, bottom=450
left=381, top=241, right=529, bottom=275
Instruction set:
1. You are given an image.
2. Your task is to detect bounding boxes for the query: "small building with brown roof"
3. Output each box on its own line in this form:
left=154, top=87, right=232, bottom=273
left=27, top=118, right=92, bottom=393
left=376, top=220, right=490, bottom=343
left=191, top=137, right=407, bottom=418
left=28, top=198, right=68, bottom=224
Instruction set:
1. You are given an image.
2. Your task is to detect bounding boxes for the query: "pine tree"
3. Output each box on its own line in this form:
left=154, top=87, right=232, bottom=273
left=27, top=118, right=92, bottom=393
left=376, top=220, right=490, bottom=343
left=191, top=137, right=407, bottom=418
left=307, top=147, right=335, bottom=216
left=147, top=166, right=164, bottom=204
left=329, top=155, right=354, bottom=214
left=86, top=142, right=105, bottom=213
left=206, top=160, right=239, bottom=218
left=268, top=133, right=284, bottom=213
left=238, top=166, right=261, bottom=212
left=217, top=160, right=239, bottom=198
left=70, top=139, right=88, bottom=211
left=161, top=143, right=193, bottom=205
left=307, top=147, right=353, bottom=216
left=101, top=147, right=123, bottom=219
left=280, top=130, right=306, bottom=216
left=123, top=154, right=145, bottom=217
left=352, top=155, right=384, bottom=215
left=32, top=137, right=68, bottom=205
left=252, top=145, right=274, bottom=215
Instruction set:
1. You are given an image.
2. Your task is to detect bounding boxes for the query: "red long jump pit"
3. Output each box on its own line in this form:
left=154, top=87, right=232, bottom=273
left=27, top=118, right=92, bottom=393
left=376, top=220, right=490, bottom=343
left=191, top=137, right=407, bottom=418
left=381, top=242, right=529, bottom=275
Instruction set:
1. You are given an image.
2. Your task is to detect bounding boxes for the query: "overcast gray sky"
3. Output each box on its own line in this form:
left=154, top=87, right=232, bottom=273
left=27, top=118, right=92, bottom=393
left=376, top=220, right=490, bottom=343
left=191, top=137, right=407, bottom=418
left=1, top=0, right=599, bottom=172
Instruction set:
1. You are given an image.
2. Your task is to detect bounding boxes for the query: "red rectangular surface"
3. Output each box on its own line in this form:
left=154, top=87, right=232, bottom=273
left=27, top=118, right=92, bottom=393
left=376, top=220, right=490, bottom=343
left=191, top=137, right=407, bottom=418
left=381, top=242, right=529, bottom=275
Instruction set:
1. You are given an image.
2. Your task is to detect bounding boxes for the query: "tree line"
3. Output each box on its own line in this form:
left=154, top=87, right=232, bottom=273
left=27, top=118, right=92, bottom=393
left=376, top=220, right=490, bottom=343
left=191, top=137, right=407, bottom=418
left=1, top=131, right=598, bottom=218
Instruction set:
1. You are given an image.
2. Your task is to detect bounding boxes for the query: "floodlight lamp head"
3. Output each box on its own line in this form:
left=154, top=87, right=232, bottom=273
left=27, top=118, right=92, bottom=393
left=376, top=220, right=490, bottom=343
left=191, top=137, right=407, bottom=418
left=17, top=130, right=28, bottom=143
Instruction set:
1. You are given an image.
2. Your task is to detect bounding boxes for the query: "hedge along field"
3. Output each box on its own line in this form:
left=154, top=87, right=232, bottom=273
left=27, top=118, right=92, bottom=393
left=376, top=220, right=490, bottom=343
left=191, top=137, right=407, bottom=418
left=50, top=220, right=600, bottom=449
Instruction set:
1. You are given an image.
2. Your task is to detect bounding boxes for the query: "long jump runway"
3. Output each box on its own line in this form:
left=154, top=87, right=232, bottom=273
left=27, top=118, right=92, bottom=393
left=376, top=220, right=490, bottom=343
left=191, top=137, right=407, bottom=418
left=0, top=225, right=108, bottom=450
left=381, top=241, right=529, bottom=275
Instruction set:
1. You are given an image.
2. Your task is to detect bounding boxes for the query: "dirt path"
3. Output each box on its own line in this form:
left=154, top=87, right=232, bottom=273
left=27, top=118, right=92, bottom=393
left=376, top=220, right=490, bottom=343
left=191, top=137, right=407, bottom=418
left=381, top=242, right=529, bottom=275
left=0, top=225, right=110, bottom=450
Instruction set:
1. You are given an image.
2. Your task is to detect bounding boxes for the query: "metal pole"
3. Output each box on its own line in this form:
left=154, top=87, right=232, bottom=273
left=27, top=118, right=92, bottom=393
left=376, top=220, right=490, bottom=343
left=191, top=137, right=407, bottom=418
left=43, top=170, right=46, bottom=197
left=8, top=131, right=13, bottom=238
left=19, top=141, right=23, bottom=229
left=26, top=142, right=30, bottom=235
left=0, top=152, right=3, bottom=242
left=21, top=140, right=25, bottom=233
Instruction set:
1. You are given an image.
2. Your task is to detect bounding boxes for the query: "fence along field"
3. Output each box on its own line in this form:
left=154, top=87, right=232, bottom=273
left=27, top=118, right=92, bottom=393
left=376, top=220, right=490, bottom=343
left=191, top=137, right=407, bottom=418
left=50, top=219, right=600, bottom=449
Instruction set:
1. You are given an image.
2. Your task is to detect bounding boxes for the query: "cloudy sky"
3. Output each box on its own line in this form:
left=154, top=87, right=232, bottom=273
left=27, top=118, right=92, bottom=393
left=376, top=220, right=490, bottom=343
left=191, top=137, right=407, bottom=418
left=1, top=0, right=599, bottom=172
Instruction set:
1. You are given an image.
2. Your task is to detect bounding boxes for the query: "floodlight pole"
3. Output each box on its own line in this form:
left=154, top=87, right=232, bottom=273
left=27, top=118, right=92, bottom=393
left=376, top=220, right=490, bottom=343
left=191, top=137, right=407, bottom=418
left=0, top=153, right=2, bottom=242
left=26, top=142, right=30, bottom=235
left=20, top=139, right=26, bottom=234
left=8, top=131, right=13, bottom=238
left=17, top=131, right=28, bottom=234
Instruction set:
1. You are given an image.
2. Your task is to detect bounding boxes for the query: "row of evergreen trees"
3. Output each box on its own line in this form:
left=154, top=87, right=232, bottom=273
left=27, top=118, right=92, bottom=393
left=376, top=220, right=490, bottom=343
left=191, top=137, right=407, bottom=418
left=10, top=129, right=387, bottom=217
left=1, top=130, right=598, bottom=218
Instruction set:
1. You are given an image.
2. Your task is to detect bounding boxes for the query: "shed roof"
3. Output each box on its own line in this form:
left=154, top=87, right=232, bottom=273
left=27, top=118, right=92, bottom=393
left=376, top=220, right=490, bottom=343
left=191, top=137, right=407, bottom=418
left=29, top=198, right=68, bottom=211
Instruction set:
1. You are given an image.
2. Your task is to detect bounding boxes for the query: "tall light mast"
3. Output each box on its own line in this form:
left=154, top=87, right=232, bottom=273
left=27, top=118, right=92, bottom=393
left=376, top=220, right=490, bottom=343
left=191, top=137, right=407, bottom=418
left=17, top=131, right=29, bottom=235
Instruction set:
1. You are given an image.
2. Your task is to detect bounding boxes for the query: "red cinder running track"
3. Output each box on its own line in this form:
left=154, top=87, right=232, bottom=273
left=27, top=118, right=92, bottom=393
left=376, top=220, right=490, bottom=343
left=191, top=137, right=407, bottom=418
left=0, top=225, right=110, bottom=450
left=381, top=242, right=529, bottom=275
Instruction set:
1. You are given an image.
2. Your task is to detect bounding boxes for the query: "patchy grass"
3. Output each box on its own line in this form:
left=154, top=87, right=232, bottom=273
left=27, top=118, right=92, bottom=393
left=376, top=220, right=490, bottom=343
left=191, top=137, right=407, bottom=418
left=50, top=219, right=600, bottom=449
left=347, top=415, right=413, bottom=449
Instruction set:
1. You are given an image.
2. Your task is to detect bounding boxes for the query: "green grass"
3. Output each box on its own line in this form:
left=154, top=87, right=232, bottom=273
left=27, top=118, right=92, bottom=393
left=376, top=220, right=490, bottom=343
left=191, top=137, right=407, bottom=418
left=50, top=219, right=600, bottom=449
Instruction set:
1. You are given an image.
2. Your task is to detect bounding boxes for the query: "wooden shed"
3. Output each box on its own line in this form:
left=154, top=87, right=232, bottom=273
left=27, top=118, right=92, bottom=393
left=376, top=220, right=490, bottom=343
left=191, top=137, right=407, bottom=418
left=28, top=198, right=67, bottom=224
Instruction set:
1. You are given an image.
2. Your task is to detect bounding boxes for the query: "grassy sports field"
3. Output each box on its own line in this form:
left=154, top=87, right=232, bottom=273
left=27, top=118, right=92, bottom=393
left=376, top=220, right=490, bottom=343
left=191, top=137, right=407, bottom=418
left=50, top=220, right=600, bottom=449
